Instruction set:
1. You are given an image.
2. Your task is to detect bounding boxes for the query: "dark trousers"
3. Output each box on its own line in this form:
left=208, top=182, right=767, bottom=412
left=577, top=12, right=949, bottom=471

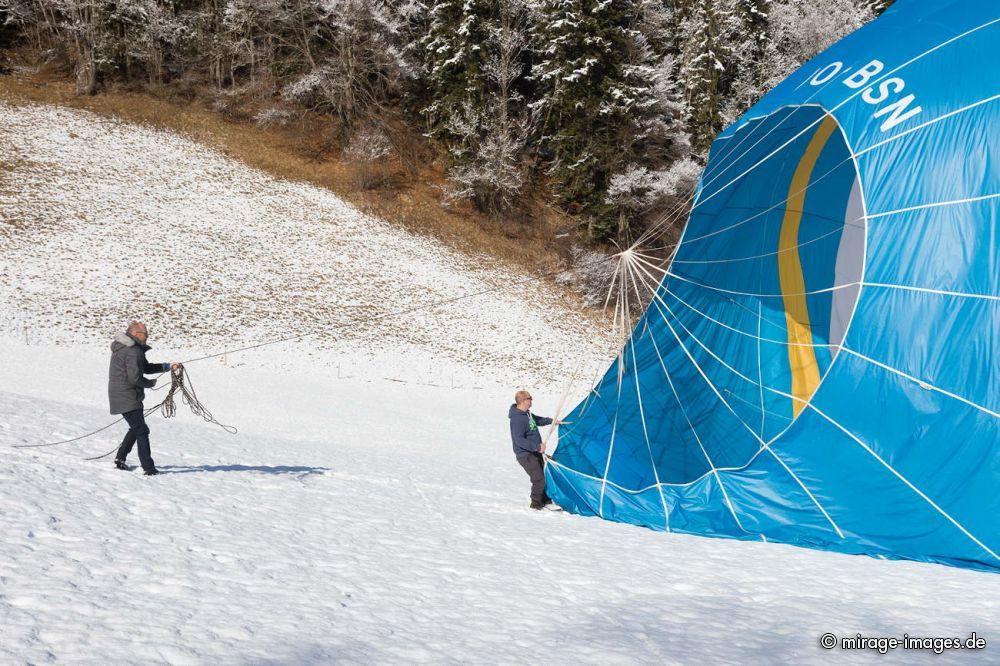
left=516, top=452, right=547, bottom=504
left=117, top=409, right=155, bottom=472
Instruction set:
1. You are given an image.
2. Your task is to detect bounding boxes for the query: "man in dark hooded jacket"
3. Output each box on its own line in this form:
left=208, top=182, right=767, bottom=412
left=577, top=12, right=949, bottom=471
left=108, top=321, right=177, bottom=475
left=509, top=390, right=561, bottom=509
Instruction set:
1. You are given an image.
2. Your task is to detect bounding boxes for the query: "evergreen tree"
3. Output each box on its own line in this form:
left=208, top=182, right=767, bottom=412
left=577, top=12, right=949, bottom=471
left=531, top=0, right=659, bottom=240
left=677, top=0, right=726, bottom=155
left=419, top=0, right=492, bottom=138
left=720, top=0, right=771, bottom=123
left=444, top=0, right=532, bottom=216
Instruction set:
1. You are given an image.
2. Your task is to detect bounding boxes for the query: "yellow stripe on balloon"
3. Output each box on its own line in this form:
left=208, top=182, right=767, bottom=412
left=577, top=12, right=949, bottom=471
left=778, top=116, right=838, bottom=418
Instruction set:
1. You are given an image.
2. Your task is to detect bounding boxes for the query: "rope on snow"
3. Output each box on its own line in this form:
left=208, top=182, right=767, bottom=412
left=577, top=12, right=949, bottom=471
left=14, top=365, right=235, bottom=458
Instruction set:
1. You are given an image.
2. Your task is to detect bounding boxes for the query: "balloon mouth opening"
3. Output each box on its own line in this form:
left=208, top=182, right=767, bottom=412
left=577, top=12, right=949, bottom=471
left=661, top=104, right=867, bottom=477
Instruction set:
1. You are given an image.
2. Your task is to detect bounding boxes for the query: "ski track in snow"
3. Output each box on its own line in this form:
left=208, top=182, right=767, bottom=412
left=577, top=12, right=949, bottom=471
left=0, top=102, right=997, bottom=664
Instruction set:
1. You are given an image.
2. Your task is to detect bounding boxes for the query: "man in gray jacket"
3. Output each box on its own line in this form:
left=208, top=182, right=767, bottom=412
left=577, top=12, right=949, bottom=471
left=509, top=390, right=561, bottom=509
left=109, top=321, right=178, bottom=475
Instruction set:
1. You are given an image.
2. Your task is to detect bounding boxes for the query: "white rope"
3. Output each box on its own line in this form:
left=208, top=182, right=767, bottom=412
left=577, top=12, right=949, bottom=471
left=666, top=269, right=860, bottom=299
left=724, top=388, right=793, bottom=422
left=634, top=75, right=854, bottom=251
left=633, top=260, right=784, bottom=434
left=755, top=226, right=768, bottom=438
left=648, top=253, right=844, bottom=346
left=626, top=255, right=839, bottom=348
left=561, top=17, right=1000, bottom=546
left=597, top=366, right=625, bottom=518
left=862, top=282, right=1000, bottom=302
left=648, top=283, right=794, bottom=400
left=626, top=324, right=672, bottom=530
left=555, top=361, right=612, bottom=439
left=626, top=255, right=847, bottom=537
left=644, top=291, right=759, bottom=538
left=631, top=17, right=998, bottom=263
left=856, top=93, right=1000, bottom=159
left=671, top=218, right=862, bottom=266
left=646, top=291, right=845, bottom=538
left=630, top=255, right=998, bottom=556
left=867, top=192, right=1000, bottom=219
left=672, top=286, right=845, bottom=339
left=682, top=89, right=999, bottom=251
left=840, top=347, right=1000, bottom=419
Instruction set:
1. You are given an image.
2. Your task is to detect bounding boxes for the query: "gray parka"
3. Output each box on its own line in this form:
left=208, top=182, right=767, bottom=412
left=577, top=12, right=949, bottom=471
left=108, top=332, right=169, bottom=414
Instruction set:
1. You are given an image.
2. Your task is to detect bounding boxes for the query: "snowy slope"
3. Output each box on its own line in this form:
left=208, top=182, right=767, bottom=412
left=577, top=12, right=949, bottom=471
left=1, top=101, right=998, bottom=664
left=0, top=101, right=614, bottom=390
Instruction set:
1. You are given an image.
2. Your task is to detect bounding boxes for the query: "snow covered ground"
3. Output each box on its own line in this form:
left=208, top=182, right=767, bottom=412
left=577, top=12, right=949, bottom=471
left=1, top=101, right=998, bottom=664
left=2, top=342, right=998, bottom=665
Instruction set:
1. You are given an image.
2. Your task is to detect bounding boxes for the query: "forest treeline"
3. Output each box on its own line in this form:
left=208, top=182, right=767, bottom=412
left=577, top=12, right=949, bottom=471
left=0, top=0, right=891, bottom=246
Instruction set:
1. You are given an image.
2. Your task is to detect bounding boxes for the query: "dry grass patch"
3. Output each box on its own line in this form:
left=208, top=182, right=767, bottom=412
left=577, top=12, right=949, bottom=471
left=0, top=70, right=581, bottom=275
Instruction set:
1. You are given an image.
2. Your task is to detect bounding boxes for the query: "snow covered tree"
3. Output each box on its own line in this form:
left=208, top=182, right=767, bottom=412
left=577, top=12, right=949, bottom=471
left=1, top=2, right=35, bottom=50
left=750, top=0, right=872, bottom=102
left=280, top=0, right=417, bottom=129
left=866, top=0, right=893, bottom=15
left=104, top=0, right=180, bottom=85
left=602, top=50, right=692, bottom=235
left=31, top=0, right=106, bottom=94
left=772, top=0, right=872, bottom=71
left=419, top=0, right=492, bottom=138
left=719, top=0, right=770, bottom=123
left=532, top=0, right=669, bottom=240
left=677, top=0, right=726, bottom=155
left=444, top=0, right=531, bottom=215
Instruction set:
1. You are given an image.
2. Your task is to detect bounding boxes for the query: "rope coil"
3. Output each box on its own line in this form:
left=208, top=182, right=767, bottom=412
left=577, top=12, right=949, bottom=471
left=14, top=366, right=235, bottom=459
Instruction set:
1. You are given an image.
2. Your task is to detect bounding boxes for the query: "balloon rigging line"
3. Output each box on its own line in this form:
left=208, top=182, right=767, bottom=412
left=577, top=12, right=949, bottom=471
left=866, top=192, right=1000, bottom=219
left=19, top=254, right=622, bottom=453
left=838, top=348, right=1000, bottom=420
left=666, top=269, right=861, bottom=299
left=645, top=316, right=759, bottom=537
left=808, top=402, right=1000, bottom=562
left=178, top=253, right=617, bottom=365
left=678, top=87, right=995, bottom=251
left=655, top=282, right=840, bottom=348
left=625, top=324, right=672, bottom=530
left=855, top=93, right=1000, bottom=159
left=671, top=222, right=859, bottom=266
left=724, top=388, right=794, bottom=422
left=636, top=248, right=1000, bottom=427
left=633, top=69, right=856, bottom=250
left=602, top=246, right=1000, bottom=558
left=862, top=282, right=1000, bottom=302
left=634, top=265, right=846, bottom=538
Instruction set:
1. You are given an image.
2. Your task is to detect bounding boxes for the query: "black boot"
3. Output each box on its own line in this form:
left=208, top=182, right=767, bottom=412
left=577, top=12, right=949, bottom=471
left=530, top=500, right=544, bottom=510
left=114, top=459, right=131, bottom=471
left=143, top=468, right=160, bottom=476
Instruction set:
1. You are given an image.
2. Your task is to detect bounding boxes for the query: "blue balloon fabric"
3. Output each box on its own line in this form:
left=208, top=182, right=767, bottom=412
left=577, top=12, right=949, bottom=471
left=547, top=0, right=1000, bottom=571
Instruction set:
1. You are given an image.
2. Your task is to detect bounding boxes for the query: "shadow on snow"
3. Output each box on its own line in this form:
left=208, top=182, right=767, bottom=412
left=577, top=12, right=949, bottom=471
left=159, top=464, right=329, bottom=476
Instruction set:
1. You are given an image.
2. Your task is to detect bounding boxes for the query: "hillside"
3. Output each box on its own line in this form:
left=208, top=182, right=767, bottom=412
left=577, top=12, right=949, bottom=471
left=0, top=99, right=615, bottom=389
